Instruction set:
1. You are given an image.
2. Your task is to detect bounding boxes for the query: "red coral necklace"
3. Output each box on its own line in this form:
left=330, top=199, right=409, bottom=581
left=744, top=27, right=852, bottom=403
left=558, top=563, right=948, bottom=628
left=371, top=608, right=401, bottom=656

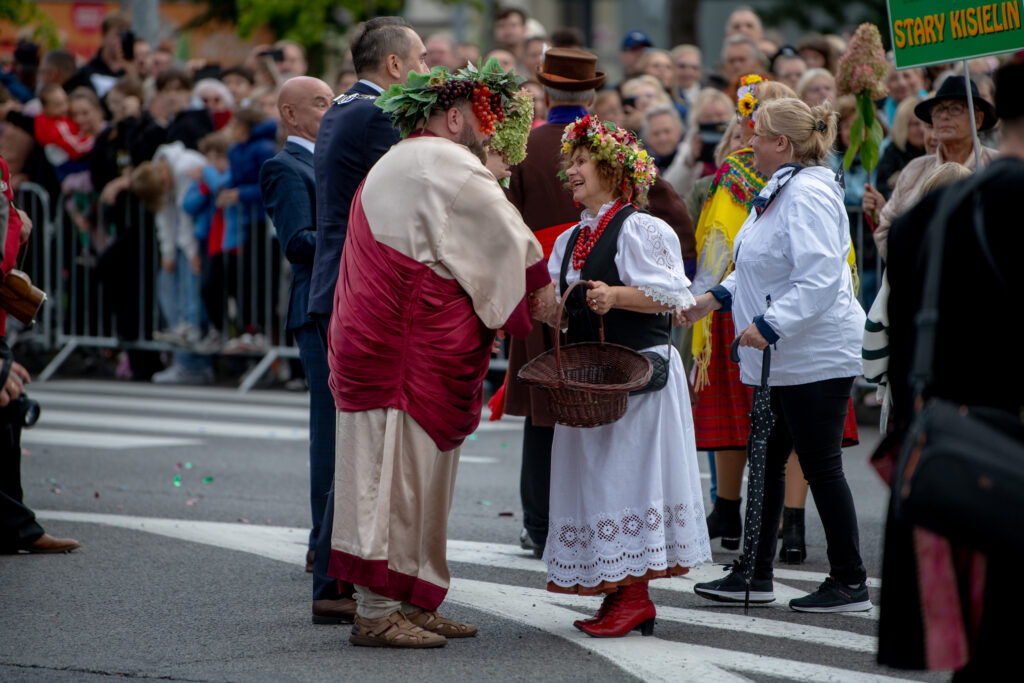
left=572, top=199, right=626, bottom=271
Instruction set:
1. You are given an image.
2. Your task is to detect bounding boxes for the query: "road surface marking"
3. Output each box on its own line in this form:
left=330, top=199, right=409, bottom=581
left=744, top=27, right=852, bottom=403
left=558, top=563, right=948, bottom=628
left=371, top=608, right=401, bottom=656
left=22, top=429, right=200, bottom=450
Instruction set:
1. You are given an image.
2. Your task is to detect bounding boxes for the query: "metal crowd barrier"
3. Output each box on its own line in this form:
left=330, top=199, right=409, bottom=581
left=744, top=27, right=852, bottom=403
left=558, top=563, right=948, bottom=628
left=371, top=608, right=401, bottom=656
left=11, top=182, right=54, bottom=348
left=12, top=185, right=297, bottom=391
left=846, top=205, right=884, bottom=311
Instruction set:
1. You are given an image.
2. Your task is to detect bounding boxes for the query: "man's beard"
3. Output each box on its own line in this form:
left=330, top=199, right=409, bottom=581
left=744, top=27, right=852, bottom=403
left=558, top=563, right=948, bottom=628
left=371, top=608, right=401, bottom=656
left=457, top=124, right=488, bottom=164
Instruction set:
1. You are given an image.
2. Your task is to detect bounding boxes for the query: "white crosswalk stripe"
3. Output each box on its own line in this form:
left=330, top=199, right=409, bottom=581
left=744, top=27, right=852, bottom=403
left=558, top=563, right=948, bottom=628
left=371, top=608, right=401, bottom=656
left=35, top=511, right=903, bottom=681
left=24, top=380, right=521, bottom=450
left=26, top=382, right=898, bottom=680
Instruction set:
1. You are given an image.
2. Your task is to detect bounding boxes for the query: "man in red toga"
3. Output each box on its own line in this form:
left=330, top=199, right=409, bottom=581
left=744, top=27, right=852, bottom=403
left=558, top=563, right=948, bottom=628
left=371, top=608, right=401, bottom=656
left=326, top=60, right=554, bottom=648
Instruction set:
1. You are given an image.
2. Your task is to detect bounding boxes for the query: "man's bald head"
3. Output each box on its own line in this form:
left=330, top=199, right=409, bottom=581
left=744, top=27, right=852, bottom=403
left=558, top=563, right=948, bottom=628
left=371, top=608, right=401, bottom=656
left=277, top=76, right=335, bottom=141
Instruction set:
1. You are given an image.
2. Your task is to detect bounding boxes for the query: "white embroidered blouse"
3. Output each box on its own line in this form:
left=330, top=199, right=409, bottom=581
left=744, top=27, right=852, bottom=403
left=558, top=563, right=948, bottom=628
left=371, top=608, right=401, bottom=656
left=548, top=201, right=696, bottom=311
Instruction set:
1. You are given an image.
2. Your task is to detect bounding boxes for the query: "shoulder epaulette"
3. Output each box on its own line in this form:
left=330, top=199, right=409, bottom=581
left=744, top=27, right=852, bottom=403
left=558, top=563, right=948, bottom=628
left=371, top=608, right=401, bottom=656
left=332, top=93, right=377, bottom=106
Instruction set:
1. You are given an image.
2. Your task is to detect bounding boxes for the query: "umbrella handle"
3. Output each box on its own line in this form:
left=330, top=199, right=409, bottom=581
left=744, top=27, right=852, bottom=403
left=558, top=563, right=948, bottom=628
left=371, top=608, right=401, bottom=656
left=760, top=346, right=771, bottom=388
left=729, top=337, right=772, bottom=388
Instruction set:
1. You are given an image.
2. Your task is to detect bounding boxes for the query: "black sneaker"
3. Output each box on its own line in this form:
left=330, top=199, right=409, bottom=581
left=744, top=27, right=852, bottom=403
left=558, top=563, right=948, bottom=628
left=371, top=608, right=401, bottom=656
left=789, top=576, right=872, bottom=613
left=519, top=528, right=543, bottom=558
left=694, top=569, right=775, bottom=604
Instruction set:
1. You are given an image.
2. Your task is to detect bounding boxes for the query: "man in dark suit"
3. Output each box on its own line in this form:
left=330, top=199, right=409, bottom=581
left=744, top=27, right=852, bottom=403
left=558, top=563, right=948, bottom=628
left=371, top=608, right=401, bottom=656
left=258, top=75, right=341, bottom=621
left=505, top=48, right=696, bottom=557
left=305, top=16, right=427, bottom=624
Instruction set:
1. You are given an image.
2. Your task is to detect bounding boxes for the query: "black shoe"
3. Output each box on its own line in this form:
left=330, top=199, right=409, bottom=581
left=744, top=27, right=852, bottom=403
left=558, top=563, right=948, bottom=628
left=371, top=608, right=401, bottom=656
left=789, top=577, right=872, bottom=613
left=694, top=569, right=774, bottom=604
left=779, top=507, right=806, bottom=564
left=519, top=528, right=544, bottom=559
left=706, top=497, right=742, bottom=551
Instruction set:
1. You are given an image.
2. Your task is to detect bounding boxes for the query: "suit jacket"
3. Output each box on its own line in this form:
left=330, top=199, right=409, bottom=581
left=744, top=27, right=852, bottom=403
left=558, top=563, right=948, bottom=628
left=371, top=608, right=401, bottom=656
left=308, top=81, right=400, bottom=318
left=260, top=140, right=316, bottom=331
left=504, top=121, right=697, bottom=425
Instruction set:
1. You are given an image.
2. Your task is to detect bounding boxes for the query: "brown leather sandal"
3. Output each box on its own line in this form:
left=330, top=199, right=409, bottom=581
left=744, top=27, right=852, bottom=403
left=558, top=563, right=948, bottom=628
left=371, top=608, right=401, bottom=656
left=404, top=608, right=478, bottom=638
left=349, top=611, right=447, bottom=648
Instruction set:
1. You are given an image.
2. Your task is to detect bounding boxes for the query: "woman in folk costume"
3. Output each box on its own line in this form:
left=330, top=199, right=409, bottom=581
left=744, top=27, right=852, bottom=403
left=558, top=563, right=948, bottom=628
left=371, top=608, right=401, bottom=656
left=693, top=76, right=859, bottom=563
left=538, top=116, right=712, bottom=638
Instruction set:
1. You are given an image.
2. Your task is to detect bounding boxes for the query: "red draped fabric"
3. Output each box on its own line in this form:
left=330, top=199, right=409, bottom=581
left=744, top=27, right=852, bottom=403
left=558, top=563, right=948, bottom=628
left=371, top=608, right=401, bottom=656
left=1, top=157, right=24, bottom=337
left=328, top=183, right=499, bottom=451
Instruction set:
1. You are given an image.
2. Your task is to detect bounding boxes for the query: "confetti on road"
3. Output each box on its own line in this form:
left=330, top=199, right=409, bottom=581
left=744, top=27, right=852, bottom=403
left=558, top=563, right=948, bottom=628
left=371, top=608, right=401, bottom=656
left=185, top=462, right=193, bottom=469
left=173, top=475, right=181, bottom=487
left=468, top=434, right=478, bottom=440
left=202, top=477, right=214, bottom=484
left=478, top=500, right=492, bottom=506
left=185, top=498, right=199, bottom=506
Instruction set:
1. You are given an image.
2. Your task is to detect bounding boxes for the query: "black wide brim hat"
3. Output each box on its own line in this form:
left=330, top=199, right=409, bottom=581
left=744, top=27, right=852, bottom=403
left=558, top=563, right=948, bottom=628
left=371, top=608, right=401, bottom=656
left=915, top=75, right=998, bottom=131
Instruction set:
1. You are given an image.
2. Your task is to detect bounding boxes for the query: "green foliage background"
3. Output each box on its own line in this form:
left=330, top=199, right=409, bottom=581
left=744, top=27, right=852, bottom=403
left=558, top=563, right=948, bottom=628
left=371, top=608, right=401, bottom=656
left=1, top=0, right=60, bottom=49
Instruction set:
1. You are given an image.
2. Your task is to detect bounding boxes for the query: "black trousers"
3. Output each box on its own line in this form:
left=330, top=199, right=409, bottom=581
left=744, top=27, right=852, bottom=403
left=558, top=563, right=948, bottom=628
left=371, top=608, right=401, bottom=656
left=753, top=376, right=867, bottom=585
left=0, top=401, right=44, bottom=552
left=310, top=315, right=346, bottom=601
left=520, top=417, right=553, bottom=547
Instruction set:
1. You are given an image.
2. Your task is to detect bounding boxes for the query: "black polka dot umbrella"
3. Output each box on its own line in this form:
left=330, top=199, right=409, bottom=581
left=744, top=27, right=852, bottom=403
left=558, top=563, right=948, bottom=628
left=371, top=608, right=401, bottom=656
left=731, top=338, right=774, bottom=613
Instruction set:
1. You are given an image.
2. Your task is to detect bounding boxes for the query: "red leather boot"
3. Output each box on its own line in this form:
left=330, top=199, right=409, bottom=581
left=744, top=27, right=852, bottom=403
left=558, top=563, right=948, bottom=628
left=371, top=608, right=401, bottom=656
left=573, top=590, right=619, bottom=631
left=579, top=581, right=656, bottom=638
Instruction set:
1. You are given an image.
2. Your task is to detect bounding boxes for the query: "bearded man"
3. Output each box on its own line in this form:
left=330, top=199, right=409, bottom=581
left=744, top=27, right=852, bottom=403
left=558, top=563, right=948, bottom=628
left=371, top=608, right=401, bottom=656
left=326, top=60, right=555, bottom=648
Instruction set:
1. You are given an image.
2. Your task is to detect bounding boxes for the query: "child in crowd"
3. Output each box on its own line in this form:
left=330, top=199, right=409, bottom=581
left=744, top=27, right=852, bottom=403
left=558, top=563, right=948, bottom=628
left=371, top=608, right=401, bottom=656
left=33, top=84, right=93, bottom=182
left=131, top=141, right=214, bottom=384
left=183, top=131, right=231, bottom=352
left=218, top=107, right=277, bottom=351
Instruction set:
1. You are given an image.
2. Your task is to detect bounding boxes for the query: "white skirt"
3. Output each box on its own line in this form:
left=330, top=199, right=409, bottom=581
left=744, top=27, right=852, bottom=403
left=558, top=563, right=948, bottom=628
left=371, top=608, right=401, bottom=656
left=544, top=346, right=713, bottom=589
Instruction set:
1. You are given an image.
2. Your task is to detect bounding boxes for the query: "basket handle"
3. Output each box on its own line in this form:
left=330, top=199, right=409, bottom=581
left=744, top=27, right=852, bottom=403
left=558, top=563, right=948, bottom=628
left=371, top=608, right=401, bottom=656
left=554, top=280, right=604, bottom=380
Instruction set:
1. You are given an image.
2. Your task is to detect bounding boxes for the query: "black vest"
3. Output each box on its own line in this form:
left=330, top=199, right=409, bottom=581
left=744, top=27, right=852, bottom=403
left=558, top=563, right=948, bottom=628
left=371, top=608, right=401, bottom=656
left=559, top=205, right=671, bottom=350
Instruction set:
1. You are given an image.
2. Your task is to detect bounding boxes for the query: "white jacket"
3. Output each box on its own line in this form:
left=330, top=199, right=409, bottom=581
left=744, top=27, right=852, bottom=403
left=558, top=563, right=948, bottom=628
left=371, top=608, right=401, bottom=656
left=719, top=165, right=865, bottom=386
left=153, top=142, right=205, bottom=262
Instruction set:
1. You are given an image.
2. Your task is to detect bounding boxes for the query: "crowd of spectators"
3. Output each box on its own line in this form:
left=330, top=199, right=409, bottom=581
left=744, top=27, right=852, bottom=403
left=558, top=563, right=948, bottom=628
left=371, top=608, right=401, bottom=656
left=0, top=5, right=1009, bottom=385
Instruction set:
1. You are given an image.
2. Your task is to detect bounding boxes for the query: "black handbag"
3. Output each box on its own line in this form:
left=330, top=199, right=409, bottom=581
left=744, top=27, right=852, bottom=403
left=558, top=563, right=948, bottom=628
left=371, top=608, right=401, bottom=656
left=630, top=349, right=669, bottom=395
left=891, top=175, right=1024, bottom=554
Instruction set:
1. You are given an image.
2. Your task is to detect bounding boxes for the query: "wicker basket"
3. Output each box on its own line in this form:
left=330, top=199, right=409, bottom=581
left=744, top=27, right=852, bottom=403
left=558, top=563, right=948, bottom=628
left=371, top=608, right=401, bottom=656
left=518, top=280, right=652, bottom=427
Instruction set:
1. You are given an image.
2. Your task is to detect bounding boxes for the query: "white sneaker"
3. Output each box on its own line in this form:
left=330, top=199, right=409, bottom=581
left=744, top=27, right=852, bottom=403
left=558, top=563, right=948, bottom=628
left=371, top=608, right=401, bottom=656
left=192, top=329, right=223, bottom=355
left=154, top=322, right=201, bottom=346
left=222, top=333, right=269, bottom=355
left=151, top=364, right=214, bottom=385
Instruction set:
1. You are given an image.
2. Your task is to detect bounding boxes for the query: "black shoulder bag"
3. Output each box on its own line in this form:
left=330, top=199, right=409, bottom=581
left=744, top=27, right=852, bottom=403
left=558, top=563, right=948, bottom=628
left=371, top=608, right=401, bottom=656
left=891, top=176, right=1024, bottom=554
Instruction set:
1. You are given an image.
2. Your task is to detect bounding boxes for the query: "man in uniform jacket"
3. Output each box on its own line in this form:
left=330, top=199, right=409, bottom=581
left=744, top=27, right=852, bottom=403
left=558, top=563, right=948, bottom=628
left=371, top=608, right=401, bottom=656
left=504, top=48, right=697, bottom=556
left=305, top=16, right=428, bottom=625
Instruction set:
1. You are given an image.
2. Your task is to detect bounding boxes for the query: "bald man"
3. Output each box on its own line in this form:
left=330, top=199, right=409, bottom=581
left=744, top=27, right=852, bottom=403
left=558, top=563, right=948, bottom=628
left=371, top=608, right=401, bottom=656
left=259, top=76, right=355, bottom=623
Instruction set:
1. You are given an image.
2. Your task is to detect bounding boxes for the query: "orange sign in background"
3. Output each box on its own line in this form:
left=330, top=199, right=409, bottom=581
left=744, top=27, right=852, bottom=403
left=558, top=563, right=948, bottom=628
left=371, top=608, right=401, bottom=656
left=1, top=1, right=273, bottom=65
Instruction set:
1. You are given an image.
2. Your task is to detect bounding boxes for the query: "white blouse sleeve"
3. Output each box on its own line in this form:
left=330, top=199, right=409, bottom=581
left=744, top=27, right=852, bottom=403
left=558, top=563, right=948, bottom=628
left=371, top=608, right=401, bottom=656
left=614, top=212, right=696, bottom=310
left=547, top=226, right=578, bottom=298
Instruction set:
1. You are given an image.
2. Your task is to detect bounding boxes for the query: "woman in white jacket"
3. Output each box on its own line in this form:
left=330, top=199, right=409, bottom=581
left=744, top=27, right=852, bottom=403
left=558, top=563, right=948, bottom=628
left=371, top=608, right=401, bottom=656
left=679, top=98, right=871, bottom=613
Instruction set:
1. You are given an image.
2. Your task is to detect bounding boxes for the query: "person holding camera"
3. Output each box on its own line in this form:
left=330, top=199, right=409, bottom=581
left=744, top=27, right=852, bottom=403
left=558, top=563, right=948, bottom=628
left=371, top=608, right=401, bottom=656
left=67, top=13, right=131, bottom=98
left=0, top=154, right=79, bottom=555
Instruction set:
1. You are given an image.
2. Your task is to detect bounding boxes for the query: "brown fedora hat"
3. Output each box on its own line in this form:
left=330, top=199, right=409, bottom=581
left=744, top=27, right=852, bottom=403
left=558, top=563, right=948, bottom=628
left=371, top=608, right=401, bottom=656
left=536, top=47, right=606, bottom=91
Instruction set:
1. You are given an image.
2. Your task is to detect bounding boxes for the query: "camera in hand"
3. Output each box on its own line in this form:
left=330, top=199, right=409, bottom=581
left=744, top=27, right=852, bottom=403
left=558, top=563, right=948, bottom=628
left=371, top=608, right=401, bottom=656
left=121, top=30, right=135, bottom=61
left=9, top=393, right=40, bottom=428
left=697, top=121, right=729, bottom=165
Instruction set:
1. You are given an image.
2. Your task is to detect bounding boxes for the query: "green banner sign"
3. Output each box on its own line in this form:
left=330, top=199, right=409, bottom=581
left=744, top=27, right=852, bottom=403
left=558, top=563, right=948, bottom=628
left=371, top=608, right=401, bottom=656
left=887, top=0, right=1024, bottom=68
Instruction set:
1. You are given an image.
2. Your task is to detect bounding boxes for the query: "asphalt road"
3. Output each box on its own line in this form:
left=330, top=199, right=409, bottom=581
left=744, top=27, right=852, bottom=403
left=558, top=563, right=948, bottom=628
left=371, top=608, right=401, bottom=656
left=0, top=380, right=945, bottom=682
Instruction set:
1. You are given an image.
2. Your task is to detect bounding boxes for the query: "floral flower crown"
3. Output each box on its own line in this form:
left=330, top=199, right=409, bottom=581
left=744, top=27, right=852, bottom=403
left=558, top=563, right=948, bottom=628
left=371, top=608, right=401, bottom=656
left=376, top=57, right=531, bottom=164
left=559, top=115, right=658, bottom=199
left=736, top=74, right=763, bottom=123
